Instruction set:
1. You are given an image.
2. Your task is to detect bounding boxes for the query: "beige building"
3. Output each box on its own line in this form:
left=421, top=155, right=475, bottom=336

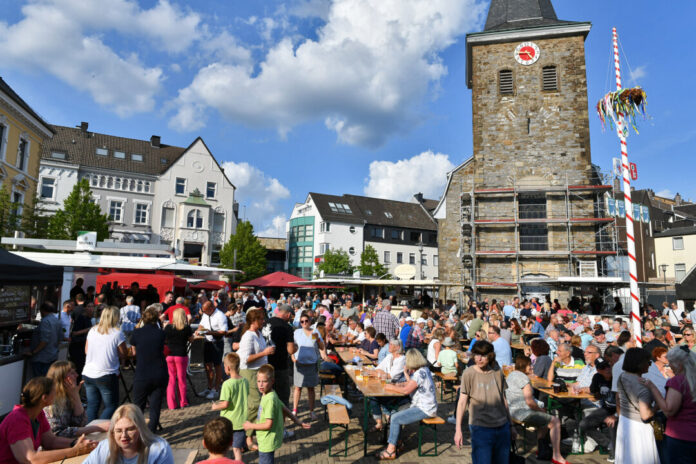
left=0, top=78, right=54, bottom=215
left=654, top=226, right=696, bottom=283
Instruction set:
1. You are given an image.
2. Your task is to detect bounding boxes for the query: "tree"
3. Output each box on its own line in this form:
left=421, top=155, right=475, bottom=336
left=219, top=220, right=267, bottom=281
left=47, top=179, right=110, bottom=240
left=21, top=195, right=50, bottom=238
left=0, top=187, right=18, bottom=238
left=315, top=248, right=353, bottom=277
left=358, top=244, right=389, bottom=278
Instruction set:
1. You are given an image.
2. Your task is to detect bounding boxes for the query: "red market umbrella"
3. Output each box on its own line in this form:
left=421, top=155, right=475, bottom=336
left=240, top=271, right=308, bottom=288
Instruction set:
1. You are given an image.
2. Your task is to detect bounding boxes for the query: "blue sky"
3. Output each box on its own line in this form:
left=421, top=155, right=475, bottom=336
left=1, top=0, right=694, bottom=237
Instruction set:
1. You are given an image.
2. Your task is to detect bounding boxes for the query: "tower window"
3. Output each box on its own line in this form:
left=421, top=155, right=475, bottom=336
left=499, top=70, right=514, bottom=95
left=542, top=66, right=558, bottom=91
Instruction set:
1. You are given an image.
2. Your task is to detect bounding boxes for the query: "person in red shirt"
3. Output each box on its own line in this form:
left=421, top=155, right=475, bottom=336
left=160, top=296, right=192, bottom=324
left=0, top=377, right=96, bottom=463
left=197, top=417, right=243, bottom=464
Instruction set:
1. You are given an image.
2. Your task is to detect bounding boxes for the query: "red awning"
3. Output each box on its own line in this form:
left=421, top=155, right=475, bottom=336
left=190, top=280, right=228, bottom=291
left=96, top=272, right=188, bottom=300
left=240, top=271, right=309, bottom=288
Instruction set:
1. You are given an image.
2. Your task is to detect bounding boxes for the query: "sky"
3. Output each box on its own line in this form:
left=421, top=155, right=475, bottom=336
left=1, top=0, right=695, bottom=238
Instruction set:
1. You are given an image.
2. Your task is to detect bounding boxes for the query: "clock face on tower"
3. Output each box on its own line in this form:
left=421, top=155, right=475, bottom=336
left=514, top=42, right=540, bottom=66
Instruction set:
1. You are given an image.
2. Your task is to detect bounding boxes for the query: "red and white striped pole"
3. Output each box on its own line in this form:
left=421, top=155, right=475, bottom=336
left=612, top=27, right=642, bottom=346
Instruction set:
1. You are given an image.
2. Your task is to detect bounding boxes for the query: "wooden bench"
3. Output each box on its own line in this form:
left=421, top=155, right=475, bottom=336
left=418, top=416, right=446, bottom=456
left=511, top=417, right=537, bottom=453
left=435, top=372, right=458, bottom=402
left=322, top=384, right=343, bottom=421
left=327, top=403, right=350, bottom=457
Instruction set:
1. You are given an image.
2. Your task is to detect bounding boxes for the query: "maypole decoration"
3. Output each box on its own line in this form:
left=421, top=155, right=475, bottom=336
left=596, top=27, right=649, bottom=347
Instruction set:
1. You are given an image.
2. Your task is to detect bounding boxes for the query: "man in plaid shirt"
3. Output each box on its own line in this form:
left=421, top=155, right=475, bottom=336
left=373, top=300, right=399, bottom=341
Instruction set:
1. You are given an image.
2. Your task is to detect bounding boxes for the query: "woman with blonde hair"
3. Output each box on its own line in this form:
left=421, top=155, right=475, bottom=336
left=164, top=308, right=195, bottom=410
left=83, top=404, right=173, bottom=464
left=44, top=361, right=109, bottom=437
left=427, top=327, right=445, bottom=367
left=377, top=349, right=438, bottom=459
left=82, top=306, right=128, bottom=422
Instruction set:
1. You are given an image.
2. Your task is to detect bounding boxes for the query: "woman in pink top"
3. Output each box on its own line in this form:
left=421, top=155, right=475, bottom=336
left=642, top=346, right=696, bottom=463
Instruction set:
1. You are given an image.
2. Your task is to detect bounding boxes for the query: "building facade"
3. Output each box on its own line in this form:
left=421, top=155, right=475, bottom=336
left=0, top=78, right=54, bottom=216
left=39, top=124, right=237, bottom=265
left=437, top=0, right=618, bottom=303
left=287, top=193, right=438, bottom=280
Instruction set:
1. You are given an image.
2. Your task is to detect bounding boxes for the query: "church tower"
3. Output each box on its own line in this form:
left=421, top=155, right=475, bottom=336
left=437, top=0, right=615, bottom=302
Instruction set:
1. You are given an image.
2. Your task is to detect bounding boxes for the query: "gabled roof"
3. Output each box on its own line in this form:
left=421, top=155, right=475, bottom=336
left=0, top=77, right=54, bottom=136
left=653, top=226, right=696, bottom=238
left=309, top=192, right=437, bottom=231
left=431, top=157, right=473, bottom=218
left=41, top=125, right=186, bottom=176
left=484, top=0, right=576, bottom=32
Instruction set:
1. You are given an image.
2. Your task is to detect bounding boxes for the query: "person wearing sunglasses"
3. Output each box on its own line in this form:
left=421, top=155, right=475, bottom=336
left=291, top=316, right=327, bottom=420
left=682, top=328, right=696, bottom=353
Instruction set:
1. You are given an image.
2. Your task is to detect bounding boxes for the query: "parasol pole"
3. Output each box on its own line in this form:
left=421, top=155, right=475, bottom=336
left=612, top=27, right=642, bottom=347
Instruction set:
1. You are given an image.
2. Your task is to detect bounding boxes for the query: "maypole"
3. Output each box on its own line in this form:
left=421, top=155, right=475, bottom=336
left=597, top=27, right=648, bottom=347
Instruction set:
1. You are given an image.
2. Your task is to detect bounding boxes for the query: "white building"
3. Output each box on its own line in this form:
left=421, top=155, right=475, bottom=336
left=654, top=226, right=696, bottom=282
left=287, top=192, right=438, bottom=280
left=39, top=123, right=237, bottom=265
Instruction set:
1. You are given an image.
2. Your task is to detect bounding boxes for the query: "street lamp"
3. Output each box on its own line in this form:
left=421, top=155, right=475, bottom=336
left=660, top=264, right=668, bottom=298
left=418, top=239, right=424, bottom=280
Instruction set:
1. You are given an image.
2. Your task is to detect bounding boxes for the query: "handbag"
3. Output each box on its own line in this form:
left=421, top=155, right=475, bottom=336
left=619, top=376, right=664, bottom=441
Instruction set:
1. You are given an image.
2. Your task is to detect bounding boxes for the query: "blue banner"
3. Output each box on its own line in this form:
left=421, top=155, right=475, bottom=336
left=641, top=205, right=650, bottom=223
left=607, top=197, right=616, bottom=216
left=617, top=200, right=625, bottom=218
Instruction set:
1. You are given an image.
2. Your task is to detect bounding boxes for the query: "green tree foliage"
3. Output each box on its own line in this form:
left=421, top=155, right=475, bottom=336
left=358, top=244, right=389, bottom=278
left=47, top=179, right=109, bottom=240
left=21, top=195, right=50, bottom=238
left=220, top=220, right=267, bottom=281
left=0, top=187, right=20, bottom=238
left=315, top=248, right=353, bottom=277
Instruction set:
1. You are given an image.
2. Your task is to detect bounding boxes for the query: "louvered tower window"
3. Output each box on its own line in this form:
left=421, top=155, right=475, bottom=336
left=499, top=69, right=513, bottom=95
left=542, top=66, right=558, bottom=91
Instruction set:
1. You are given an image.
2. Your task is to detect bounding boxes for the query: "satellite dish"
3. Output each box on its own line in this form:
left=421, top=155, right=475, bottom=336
left=394, top=264, right=417, bottom=280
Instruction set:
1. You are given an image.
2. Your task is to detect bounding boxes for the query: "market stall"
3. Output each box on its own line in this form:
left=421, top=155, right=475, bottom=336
left=96, top=272, right=189, bottom=303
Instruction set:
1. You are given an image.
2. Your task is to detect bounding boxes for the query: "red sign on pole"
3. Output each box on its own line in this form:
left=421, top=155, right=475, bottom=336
left=629, top=162, right=638, bottom=180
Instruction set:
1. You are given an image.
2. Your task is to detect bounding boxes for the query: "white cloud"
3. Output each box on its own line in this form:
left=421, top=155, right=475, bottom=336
left=290, top=0, right=331, bottom=20
left=629, top=65, right=647, bottom=82
left=171, top=0, right=486, bottom=147
left=221, top=161, right=290, bottom=237
left=364, top=150, right=454, bottom=201
left=258, top=215, right=288, bottom=238
left=655, top=189, right=673, bottom=199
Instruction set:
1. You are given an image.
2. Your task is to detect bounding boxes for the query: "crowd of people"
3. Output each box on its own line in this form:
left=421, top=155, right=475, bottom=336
left=3, top=281, right=696, bottom=463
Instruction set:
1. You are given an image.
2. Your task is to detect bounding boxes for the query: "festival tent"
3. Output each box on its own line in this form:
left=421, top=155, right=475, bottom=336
left=96, top=272, right=188, bottom=300
left=240, top=271, right=308, bottom=288
left=190, top=280, right=228, bottom=291
left=0, top=247, right=63, bottom=284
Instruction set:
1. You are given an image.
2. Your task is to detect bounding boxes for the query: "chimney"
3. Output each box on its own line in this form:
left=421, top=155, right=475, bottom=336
left=414, top=192, right=424, bottom=203
left=613, top=177, right=620, bottom=193
left=150, top=135, right=161, bottom=147
left=79, top=121, right=88, bottom=133
left=675, top=192, right=682, bottom=205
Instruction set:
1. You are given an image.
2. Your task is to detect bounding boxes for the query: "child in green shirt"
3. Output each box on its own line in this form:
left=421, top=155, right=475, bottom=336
left=243, top=364, right=310, bottom=464
left=211, top=353, right=248, bottom=461
left=437, top=337, right=460, bottom=375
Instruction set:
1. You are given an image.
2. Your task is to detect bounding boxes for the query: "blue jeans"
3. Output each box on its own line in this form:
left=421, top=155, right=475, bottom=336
left=469, top=422, right=510, bottom=464
left=320, top=361, right=343, bottom=376
left=31, top=360, right=53, bottom=378
left=664, top=435, right=696, bottom=464
left=387, top=407, right=429, bottom=445
left=84, top=374, right=119, bottom=422
left=258, top=451, right=274, bottom=464
left=370, top=397, right=409, bottom=421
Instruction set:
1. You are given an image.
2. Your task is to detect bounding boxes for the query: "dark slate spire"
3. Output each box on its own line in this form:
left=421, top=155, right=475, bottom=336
left=484, top=0, right=568, bottom=32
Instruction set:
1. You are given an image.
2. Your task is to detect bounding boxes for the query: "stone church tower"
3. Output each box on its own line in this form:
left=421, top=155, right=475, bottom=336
left=436, top=0, right=616, bottom=303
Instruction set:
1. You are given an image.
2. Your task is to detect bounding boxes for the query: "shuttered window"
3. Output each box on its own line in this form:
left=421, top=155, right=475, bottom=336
left=542, top=65, right=558, bottom=91
left=499, top=70, right=513, bottom=95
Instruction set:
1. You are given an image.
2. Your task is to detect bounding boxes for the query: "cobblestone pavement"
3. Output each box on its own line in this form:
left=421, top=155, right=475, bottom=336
left=121, top=368, right=613, bottom=463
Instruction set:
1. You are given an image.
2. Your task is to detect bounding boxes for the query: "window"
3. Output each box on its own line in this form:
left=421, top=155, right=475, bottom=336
left=161, top=206, right=175, bottom=228
left=421, top=254, right=427, bottom=266
left=542, top=65, right=558, bottom=91
left=384, top=251, right=391, bottom=264
left=206, top=182, right=216, bottom=199
left=328, top=202, right=352, bottom=214
left=349, top=226, right=356, bottom=234
left=410, top=231, right=421, bottom=242
left=365, top=209, right=372, bottom=215
left=0, top=124, right=6, bottom=160
left=136, top=180, right=143, bottom=192
left=40, top=177, right=55, bottom=199
left=673, top=237, right=684, bottom=250
left=50, top=151, right=66, bottom=160
left=349, top=247, right=356, bottom=255
left=211, top=247, right=221, bottom=264
left=434, top=255, right=439, bottom=266
left=16, top=138, right=28, bottom=171
left=675, top=263, right=686, bottom=281
left=114, top=151, right=125, bottom=159
left=96, top=147, right=108, bottom=156
left=109, top=200, right=123, bottom=222
left=213, top=212, right=225, bottom=233
left=396, top=252, right=403, bottom=264
left=320, top=221, right=331, bottom=232
left=409, top=253, right=416, bottom=265
left=12, top=191, right=23, bottom=218
left=520, top=224, right=548, bottom=251
left=320, top=243, right=330, bottom=254
left=187, top=209, right=203, bottom=228
left=428, top=233, right=437, bottom=244
left=134, top=203, right=149, bottom=225
left=160, top=157, right=168, bottom=165
left=131, top=153, right=143, bottom=162
left=518, top=194, right=546, bottom=219
left=391, top=229, right=402, bottom=240
left=175, top=178, right=186, bottom=195
left=371, top=227, right=385, bottom=239
left=384, top=211, right=393, bottom=218
left=499, top=69, right=514, bottom=95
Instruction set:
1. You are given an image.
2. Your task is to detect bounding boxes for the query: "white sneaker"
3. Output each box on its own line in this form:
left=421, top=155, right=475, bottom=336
left=446, top=415, right=457, bottom=425
left=562, top=438, right=573, bottom=446
left=583, top=436, right=598, bottom=453
left=283, top=429, right=295, bottom=439
left=206, top=389, right=218, bottom=400
left=199, top=388, right=211, bottom=398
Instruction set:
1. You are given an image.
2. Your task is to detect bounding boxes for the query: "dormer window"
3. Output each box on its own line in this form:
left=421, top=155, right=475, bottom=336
left=131, top=153, right=143, bottom=162
left=499, top=69, right=514, bottom=95
left=96, top=147, right=108, bottom=156
left=542, top=65, right=558, bottom=91
left=114, top=151, right=125, bottom=159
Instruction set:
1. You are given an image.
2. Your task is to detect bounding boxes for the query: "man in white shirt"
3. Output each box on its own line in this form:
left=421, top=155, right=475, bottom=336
left=666, top=302, right=683, bottom=327
left=119, top=296, right=140, bottom=337
left=195, top=301, right=228, bottom=399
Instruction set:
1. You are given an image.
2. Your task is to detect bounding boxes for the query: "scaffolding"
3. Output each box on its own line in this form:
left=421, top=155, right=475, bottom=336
left=458, top=170, right=627, bottom=298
